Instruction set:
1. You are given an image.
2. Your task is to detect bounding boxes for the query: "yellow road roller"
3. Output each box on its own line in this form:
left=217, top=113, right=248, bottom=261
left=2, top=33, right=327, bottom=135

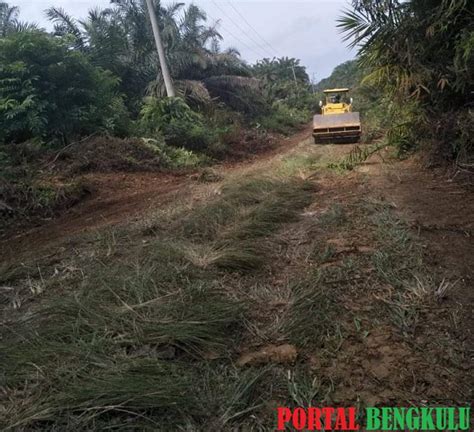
left=313, top=88, right=361, bottom=144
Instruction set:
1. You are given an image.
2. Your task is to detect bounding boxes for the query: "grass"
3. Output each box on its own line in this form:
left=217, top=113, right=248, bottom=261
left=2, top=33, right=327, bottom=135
left=278, top=152, right=322, bottom=177
left=2, top=147, right=467, bottom=429
left=286, top=367, right=334, bottom=407
left=282, top=273, right=338, bottom=348
left=1, top=173, right=317, bottom=430
left=174, top=176, right=315, bottom=272
left=1, top=260, right=245, bottom=429
left=327, top=142, right=387, bottom=171
left=362, top=199, right=462, bottom=336
left=318, top=203, right=347, bottom=227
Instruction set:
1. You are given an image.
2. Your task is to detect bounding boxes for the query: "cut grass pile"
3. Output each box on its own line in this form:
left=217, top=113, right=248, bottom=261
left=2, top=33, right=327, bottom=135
left=1, top=175, right=316, bottom=430
left=174, top=176, right=315, bottom=271
left=1, top=157, right=466, bottom=429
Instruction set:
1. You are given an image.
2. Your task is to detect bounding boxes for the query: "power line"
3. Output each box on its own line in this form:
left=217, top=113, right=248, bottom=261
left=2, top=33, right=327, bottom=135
left=210, top=0, right=272, bottom=58
left=226, top=0, right=279, bottom=57
left=206, top=12, right=267, bottom=59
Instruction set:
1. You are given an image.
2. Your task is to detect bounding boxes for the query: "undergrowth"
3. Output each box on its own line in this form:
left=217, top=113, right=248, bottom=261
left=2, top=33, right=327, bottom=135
left=327, top=142, right=387, bottom=171
left=0, top=174, right=316, bottom=430
left=1, top=154, right=464, bottom=430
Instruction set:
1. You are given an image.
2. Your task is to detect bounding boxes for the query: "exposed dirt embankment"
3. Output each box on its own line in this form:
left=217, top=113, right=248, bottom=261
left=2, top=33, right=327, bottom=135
left=0, top=129, right=311, bottom=262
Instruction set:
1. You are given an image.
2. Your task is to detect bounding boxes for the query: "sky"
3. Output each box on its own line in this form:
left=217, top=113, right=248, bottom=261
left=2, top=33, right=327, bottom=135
left=12, top=0, right=355, bottom=81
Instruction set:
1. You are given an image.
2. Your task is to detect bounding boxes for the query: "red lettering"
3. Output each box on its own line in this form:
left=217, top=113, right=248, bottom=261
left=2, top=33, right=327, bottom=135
left=277, top=407, right=292, bottom=430
left=322, top=407, right=335, bottom=429
left=334, top=408, right=348, bottom=430
left=277, top=407, right=361, bottom=431
left=293, top=407, right=307, bottom=430
left=347, top=407, right=360, bottom=430
left=308, top=407, right=322, bottom=430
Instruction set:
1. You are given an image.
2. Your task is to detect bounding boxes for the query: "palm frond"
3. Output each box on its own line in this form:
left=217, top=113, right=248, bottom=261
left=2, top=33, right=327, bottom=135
left=45, top=6, right=85, bottom=47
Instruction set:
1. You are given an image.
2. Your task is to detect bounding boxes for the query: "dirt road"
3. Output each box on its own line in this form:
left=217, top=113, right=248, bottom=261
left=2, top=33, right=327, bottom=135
left=1, top=130, right=472, bottom=429
left=0, top=129, right=313, bottom=262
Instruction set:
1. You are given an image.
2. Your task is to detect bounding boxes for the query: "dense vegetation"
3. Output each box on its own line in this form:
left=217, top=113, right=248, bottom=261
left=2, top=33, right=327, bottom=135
left=338, top=0, right=473, bottom=161
left=0, top=0, right=315, bottom=220
left=3, top=0, right=471, bottom=221
left=0, top=0, right=314, bottom=147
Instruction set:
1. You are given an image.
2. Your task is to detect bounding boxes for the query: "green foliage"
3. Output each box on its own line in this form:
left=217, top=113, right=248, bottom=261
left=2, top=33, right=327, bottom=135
left=142, top=138, right=209, bottom=169
left=0, top=174, right=87, bottom=222
left=0, top=31, right=127, bottom=144
left=46, top=1, right=251, bottom=113
left=139, top=97, right=217, bottom=152
left=253, top=57, right=313, bottom=111
left=314, top=60, right=362, bottom=93
left=339, top=0, right=474, bottom=159
left=0, top=0, right=318, bottom=223
left=257, top=103, right=310, bottom=135
left=253, top=57, right=309, bottom=87
left=203, top=75, right=268, bottom=116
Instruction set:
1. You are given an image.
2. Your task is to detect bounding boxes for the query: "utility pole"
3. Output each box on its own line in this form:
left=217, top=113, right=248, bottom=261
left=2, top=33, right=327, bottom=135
left=145, top=0, right=175, bottom=97
left=312, top=73, right=317, bottom=94
left=290, top=65, right=298, bottom=87
left=289, top=65, right=299, bottom=96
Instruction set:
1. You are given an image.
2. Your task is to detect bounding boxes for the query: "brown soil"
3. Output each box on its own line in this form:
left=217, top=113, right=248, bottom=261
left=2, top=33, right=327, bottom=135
left=363, top=158, right=474, bottom=283
left=0, top=128, right=310, bottom=263
left=304, top=155, right=474, bottom=405
left=0, top=172, right=189, bottom=261
left=1, top=131, right=472, bottom=412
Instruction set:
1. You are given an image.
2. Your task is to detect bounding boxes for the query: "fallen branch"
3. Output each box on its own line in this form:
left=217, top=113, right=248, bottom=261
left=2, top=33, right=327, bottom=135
left=44, top=132, right=99, bottom=168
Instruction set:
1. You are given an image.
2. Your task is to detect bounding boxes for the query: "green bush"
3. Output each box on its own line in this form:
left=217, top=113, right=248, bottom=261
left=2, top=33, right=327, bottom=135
left=142, top=138, right=209, bottom=169
left=339, top=0, right=473, bottom=162
left=257, top=103, right=310, bottom=135
left=0, top=31, right=128, bottom=145
left=139, top=97, right=222, bottom=152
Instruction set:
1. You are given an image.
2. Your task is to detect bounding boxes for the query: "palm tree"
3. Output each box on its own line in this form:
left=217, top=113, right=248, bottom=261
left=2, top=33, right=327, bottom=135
left=46, top=1, right=257, bottom=111
left=45, top=1, right=182, bottom=110
left=338, top=0, right=473, bottom=104
left=0, top=2, right=38, bottom=36
left=0, top=2, right=18, bottom=36
left=252, top=57, right=310, bottom=103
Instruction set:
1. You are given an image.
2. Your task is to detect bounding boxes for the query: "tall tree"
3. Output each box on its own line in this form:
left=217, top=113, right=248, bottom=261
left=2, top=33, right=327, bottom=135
left=45, top=1, right=250, bottom=110
left=0, top=2, right=37, bottom=36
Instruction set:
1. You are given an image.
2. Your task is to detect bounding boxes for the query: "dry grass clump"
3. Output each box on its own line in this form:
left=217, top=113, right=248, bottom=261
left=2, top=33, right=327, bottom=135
left=1, top=174, right=316, bottom=430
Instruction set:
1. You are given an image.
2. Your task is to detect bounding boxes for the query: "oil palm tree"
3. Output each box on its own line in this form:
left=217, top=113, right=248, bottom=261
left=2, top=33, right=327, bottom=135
left=0, top=2, right=37, bottom=36
left=46, top=1, right=256, bottom=111
left=338, top=0, right=473, bottom=105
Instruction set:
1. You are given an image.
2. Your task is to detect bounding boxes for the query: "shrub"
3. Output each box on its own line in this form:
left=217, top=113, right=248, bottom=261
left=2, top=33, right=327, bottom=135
left=142, top=138, right=209, bottom=169
left=0, top=31, right=128, bottom=145
left=139, top=97, right=218, bottom=152
left=257, top=103, right=310, bottom=135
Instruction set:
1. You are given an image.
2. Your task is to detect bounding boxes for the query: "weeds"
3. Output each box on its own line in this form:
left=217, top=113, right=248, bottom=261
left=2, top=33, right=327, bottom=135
left=286, top=368, right=333, bottom=407
left=282, top=271, right=339, bottom=348
left=257, top=104, right=310, bottom=135
left=176, top=177, right=314, bottom=271
left=327, top=142, right=386, bottom=171
left=201, top=366, right=268, bottom=427
left=2, top=146, right=463, bottom=429
left=318, top=203, right=347, bottom=227
left=1, top=173, right=316, bottom=430
left=364, top=200, right=460, bottom=335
